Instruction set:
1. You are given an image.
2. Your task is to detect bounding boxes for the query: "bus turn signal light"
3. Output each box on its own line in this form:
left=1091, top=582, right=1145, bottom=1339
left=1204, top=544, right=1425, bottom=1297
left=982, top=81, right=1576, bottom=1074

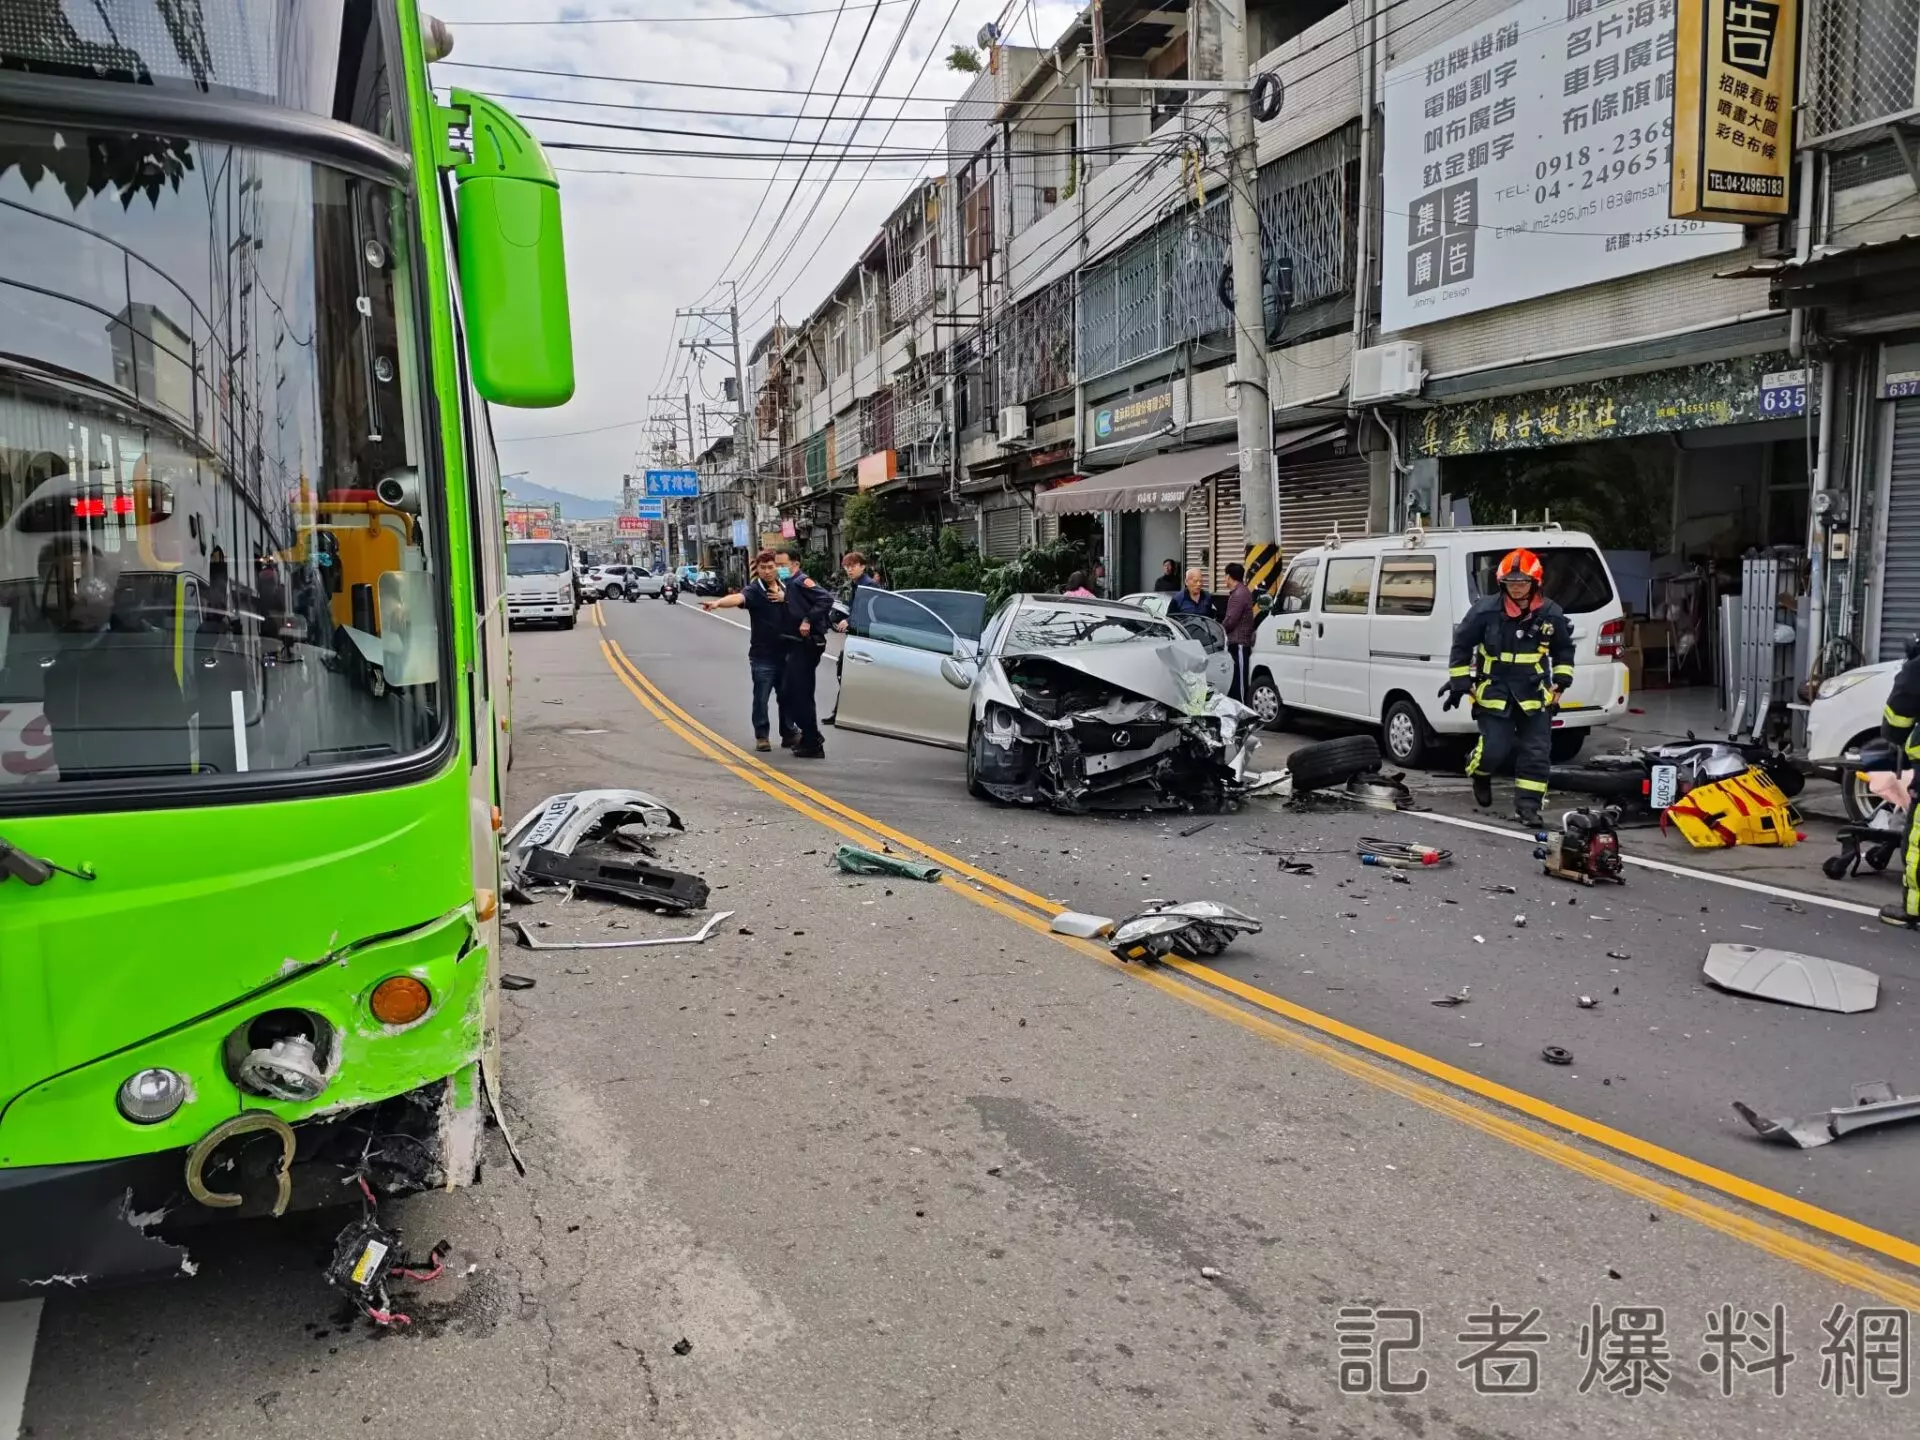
left=369, top=976, right=432, bottom=1027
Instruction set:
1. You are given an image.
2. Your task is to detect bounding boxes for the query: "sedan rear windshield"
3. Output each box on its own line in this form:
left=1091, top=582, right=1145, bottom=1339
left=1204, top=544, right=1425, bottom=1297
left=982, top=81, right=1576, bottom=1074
left=1469, top=548, right=1616, bottom=614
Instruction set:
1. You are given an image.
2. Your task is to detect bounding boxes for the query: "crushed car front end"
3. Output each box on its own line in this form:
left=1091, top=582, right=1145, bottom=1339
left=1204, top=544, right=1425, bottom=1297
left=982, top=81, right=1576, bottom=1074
left=968, top=600, right=1261, bottom=812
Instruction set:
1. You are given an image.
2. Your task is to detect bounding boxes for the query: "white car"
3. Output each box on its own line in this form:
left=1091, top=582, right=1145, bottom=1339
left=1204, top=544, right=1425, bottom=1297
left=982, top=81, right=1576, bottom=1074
left=1804, top=659, right=1902, bottom=823
left=1245, top=525, right=1630, bottom=767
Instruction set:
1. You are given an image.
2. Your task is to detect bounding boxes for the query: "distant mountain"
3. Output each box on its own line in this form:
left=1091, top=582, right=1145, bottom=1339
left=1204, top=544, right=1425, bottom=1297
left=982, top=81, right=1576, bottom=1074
left=502, top=477, right=620, bottom=520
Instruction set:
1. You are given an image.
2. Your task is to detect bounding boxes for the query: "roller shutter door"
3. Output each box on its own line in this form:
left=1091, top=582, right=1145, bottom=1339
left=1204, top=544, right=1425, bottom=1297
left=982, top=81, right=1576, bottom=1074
left=1278, top=445, right=1370, bottom=559
left=982, top=503, right=1023, bottom=560
left=1211, top=471, right=1244, bottom=590
left=1184, top=485, right=1210, bottom=579
left=1880, top=398, right=1920, bottom=660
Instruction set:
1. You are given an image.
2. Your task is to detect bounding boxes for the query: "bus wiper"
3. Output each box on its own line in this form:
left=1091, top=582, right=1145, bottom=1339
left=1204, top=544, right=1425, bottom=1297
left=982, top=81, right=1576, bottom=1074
left=0, top=836, right=96, bottom=886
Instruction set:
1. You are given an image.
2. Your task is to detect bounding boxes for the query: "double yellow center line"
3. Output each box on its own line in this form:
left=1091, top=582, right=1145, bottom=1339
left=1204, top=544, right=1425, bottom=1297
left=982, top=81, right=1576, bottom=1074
left=592, top=619, right=1920, bottom=1305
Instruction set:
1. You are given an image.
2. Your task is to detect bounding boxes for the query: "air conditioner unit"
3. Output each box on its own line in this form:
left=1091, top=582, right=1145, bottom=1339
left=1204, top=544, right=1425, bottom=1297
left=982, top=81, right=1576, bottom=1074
left=1349, top=341, right=1426, bottom=405
left=998, top=404, right=1029, bottom=444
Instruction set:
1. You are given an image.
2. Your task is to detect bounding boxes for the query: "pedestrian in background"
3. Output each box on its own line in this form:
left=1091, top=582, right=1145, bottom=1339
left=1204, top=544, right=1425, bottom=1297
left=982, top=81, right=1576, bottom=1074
left=775, top=548, right=833, bottom=758
left=701, top=551, right=795, bottom=752
left=1168, top=567, right=1212, bottom=618
left=827, top=549, right=884, bottom=726
left=1062, top=571, right=1096, bottom=598
left=1221, top=561, right=1255, bottom=702
left=1152, top=558, right=1180, bottom=593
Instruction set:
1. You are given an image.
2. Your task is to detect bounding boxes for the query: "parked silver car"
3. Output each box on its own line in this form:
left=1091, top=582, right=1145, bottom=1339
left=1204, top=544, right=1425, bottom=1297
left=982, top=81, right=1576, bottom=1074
left=833, top=590, right=1260, bottom=812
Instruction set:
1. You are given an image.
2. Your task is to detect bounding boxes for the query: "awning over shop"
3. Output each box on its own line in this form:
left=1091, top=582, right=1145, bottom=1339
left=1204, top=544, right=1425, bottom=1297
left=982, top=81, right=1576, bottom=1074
left=1034, top=443, right=1235, bottom=515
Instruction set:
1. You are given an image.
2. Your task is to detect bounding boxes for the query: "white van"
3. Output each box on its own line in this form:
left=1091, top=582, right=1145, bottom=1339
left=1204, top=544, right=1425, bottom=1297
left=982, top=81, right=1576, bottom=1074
left=1246, top=525, right=1629, bottom=766
left=505, top=538, right=578, bottom=628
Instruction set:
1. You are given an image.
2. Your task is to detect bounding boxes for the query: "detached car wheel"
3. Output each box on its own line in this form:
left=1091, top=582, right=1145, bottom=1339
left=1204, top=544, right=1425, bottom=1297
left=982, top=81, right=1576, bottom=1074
left=1286, top=734, right=1383, bottom=792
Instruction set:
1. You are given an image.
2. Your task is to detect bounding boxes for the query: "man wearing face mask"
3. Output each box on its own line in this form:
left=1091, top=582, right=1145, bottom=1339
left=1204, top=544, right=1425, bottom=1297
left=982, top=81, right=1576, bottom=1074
left=774, top=550, right=834, bottom=758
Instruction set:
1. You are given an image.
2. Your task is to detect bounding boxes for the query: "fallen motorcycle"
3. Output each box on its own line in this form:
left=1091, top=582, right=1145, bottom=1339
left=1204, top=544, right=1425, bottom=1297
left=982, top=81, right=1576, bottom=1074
left=1549, top=736, right=1804, bottom=813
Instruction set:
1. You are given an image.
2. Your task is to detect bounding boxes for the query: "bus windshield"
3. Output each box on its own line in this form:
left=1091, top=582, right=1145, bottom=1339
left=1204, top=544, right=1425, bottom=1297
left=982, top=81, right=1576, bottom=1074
left=0, top=120, right=444, bottom=798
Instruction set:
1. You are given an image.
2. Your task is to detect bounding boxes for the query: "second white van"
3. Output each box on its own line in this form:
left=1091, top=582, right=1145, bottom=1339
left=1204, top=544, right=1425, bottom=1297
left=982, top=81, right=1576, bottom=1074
left=1246, top=525, right=1630, bottom=766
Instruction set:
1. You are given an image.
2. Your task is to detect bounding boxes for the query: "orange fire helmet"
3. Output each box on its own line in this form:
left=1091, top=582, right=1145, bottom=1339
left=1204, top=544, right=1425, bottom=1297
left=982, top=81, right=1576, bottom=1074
left=1497, top=548, right=1544, bottom=586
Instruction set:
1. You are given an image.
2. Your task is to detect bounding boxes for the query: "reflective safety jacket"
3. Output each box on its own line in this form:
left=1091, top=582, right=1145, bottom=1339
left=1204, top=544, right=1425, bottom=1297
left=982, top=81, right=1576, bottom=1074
left=1881, top=653, right=1920, bottom=761
left=1448, top=593, right=1576, bottom=712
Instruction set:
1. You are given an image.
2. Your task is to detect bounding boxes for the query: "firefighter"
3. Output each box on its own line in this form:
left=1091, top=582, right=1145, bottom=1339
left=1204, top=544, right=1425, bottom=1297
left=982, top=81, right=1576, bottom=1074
left=1438, top=547, right=1575, bottom=828
left=1876, top=637, right=1920, bottom=929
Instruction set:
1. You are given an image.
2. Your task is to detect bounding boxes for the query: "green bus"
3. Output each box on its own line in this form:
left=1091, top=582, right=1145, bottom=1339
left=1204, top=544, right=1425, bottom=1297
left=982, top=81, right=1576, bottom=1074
left=0, top=1, right=571, bottom=1293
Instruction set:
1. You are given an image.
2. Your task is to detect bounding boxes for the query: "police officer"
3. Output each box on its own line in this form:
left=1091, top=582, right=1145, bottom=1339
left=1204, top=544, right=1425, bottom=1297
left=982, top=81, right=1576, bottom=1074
left=1439, top=547, right=1575, bottom=828
left=1875, top=636, right=1920, bottom=929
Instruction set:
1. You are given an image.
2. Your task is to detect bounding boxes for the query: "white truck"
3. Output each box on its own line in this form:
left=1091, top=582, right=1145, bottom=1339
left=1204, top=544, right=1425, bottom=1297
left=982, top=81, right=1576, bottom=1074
left=506, top=538, right=578, bottom=629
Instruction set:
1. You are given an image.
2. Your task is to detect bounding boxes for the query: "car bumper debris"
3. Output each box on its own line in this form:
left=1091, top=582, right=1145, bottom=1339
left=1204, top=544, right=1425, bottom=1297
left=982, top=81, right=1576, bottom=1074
left=504, top=789, right=708, bottom=911
left=1734, top=1081, right=1920, bottom=1149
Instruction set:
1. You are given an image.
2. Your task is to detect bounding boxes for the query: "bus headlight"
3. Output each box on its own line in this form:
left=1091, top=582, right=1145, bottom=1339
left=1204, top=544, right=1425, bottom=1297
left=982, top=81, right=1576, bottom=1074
left=117, top=1068, right=189, bottom=1124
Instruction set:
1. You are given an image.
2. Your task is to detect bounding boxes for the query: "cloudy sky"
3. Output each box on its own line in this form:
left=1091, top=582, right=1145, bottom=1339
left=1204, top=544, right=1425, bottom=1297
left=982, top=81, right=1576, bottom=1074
left=432, top=0, right=1082, bottom=502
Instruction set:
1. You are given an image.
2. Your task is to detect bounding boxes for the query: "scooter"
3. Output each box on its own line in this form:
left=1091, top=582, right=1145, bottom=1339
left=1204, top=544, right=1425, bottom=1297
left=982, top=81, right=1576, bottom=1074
left=662, top=577, right=679, bottom=606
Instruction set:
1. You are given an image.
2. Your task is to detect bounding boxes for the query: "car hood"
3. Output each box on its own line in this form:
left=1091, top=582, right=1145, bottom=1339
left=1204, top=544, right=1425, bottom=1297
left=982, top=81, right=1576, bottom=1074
left=1003, top=638, right=1213, bottom=715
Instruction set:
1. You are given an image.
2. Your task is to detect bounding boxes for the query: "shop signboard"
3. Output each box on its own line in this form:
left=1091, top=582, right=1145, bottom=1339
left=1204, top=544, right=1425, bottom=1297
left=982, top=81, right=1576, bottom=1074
left=1671, top=0, right=1798, bottom=222
left=1090, top=382, right=1175, bottom=450
left=731, top=519, right=751, bottom=548
left=1414, top=351, right=1810, bottom=456
left=617, top=515, right=642, bottom=533
left=643, top=468, right=700, bottom=498
left=1381, top=0, right=1744, bottom=333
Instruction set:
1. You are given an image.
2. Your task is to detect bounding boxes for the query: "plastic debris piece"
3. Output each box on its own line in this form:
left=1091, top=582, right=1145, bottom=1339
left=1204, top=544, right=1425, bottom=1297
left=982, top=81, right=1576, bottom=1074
left=672, top=1337, right=693, bottom=1356
left=1430, top=993, right=1471, bottom=1008
left=1514, top=914, right=1527, bottom=928
left=1199, top=1266, right=1221, bottom=1280
left=1179, top=820, right=1216, bottom=838
left=1577, top=995, right=1597, bottom=1009
left=1541, top=1045, right=1574, bottom=1065
left=1484, top=883, right=1518, bottom=895
left=1734, top=1081, right=1920, bottom=1149
left=1050, top=911, right=1117, bottom=939
left=1703, top=943, right=1879, bottom=1014
left=834, top=844, right=943, bottom=882
left=501, top=974, right=537, bottom=991
left=511, top=911, right=735, bottom=952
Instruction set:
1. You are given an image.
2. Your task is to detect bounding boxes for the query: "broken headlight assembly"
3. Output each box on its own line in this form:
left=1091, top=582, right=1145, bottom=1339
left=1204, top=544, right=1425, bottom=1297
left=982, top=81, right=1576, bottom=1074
left=1109, top=900, right=1263, bottom=962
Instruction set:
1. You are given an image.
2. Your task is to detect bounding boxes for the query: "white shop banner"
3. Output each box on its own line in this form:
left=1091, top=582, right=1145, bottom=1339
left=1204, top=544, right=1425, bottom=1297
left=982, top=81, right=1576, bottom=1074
left=1381, top=0, right=1744, bottom=334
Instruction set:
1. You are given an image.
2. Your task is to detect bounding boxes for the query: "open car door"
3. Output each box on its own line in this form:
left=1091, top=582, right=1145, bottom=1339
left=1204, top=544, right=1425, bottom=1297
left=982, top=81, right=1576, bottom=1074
left=834, top=589, right=983, bottom=748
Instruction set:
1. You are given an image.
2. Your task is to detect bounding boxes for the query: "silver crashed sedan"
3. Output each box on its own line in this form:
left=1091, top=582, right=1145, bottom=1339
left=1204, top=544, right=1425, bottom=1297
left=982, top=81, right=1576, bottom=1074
left=832, top=590, right=1261, bottom=812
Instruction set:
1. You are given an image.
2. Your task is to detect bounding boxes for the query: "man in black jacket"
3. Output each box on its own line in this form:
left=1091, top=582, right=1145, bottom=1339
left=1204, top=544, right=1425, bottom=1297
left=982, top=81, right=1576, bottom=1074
left=1440, top=547, right=1575, bottom=828
left=701, top=550, right=796, bottom=751
left=775, top=550, right=834, bottom=759
left=826, top=550, right=883, bottom=726
left=1875, top=638, right=1920, bottom=928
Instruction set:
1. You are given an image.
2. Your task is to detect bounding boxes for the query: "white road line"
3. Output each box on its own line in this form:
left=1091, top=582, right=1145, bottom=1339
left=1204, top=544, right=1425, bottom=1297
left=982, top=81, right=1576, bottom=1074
left=0, top=1300, right=41, bottom=1439
left=1410, top=808, right=1884, bottom=918
left=690, top=604, right=749, bottom=632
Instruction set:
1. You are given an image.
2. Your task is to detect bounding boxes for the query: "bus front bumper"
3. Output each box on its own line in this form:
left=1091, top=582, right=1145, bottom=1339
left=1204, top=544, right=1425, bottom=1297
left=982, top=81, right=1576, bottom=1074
left=1, top=1083, right=467, bottom=1300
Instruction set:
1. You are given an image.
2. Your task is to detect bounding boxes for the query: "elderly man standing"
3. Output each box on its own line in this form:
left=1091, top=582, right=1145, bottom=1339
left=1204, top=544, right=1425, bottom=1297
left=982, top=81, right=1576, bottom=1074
left=1167, top=567, right=1213, bottom=619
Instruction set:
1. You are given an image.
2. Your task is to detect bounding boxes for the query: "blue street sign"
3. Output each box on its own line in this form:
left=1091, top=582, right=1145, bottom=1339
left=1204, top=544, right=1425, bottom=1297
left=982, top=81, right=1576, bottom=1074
left=633, top=500, right=665, bottom=519
left=643, top=468, right=699, bottom=498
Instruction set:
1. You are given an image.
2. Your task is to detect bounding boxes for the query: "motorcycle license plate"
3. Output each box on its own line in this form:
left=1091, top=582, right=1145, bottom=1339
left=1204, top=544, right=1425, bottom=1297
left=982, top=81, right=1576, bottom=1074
left=1649, top=764, right=1679, bottom=810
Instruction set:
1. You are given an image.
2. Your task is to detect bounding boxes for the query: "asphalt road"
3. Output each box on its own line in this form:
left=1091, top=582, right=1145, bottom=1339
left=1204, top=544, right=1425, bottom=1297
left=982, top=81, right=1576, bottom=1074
left=10, top=602, right=1920, bottom=1439
left=606, top=596, right=1920, bottom=1242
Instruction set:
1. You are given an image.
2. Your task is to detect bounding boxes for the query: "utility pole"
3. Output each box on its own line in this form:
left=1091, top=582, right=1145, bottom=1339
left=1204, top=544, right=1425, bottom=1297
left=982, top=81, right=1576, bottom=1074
left=1089, top=0, right=1278, bottom=589
left=1221, top=0, right=1277, bottom=591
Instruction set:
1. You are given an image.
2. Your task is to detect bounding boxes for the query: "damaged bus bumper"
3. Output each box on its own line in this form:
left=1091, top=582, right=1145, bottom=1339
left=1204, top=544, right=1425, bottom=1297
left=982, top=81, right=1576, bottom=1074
left=0, top=908, right=492, bottom=1299
left=0, top=1080, right=477, bottom=1297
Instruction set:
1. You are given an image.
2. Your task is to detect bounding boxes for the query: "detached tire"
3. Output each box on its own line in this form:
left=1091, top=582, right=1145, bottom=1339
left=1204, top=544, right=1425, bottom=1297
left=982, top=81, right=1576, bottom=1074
left=1286, top=734, right=1383, bottom=792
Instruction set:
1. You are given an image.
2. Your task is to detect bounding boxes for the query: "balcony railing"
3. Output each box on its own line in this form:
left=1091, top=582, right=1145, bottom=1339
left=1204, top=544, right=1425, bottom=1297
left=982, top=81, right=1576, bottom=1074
left=1805, top=0, right=1920, bottom=142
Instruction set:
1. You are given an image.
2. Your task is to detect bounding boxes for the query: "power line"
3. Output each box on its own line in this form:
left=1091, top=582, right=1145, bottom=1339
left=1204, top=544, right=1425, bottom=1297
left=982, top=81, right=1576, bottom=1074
left=434, top=56, right=1083, bottom=107
left=478, top=88, right=1166, bottom=123
left=444, top=0, right=913, bottom=22
left=737, top=0, right=964, bottom=323
left=724, top=0, right=897, bottom=298
left=497, top=417, right=651, bottom=442
left=692, top=0, right=857, bottom=305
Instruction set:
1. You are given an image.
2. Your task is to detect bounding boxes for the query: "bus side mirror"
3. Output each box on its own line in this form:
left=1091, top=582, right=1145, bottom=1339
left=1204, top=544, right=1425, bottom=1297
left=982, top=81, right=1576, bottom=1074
left=445, top=91, right=575, bottom=408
